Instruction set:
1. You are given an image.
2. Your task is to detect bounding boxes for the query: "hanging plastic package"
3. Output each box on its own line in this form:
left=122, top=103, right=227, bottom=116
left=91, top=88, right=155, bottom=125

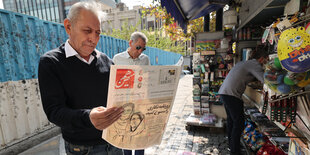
left=277, top=26, right=310, bottom=73
left=306, top=22, right=310, bottom=34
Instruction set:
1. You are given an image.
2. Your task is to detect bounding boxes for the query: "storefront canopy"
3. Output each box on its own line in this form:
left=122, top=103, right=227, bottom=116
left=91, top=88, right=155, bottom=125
left=161, top=0, right=229, bottom=33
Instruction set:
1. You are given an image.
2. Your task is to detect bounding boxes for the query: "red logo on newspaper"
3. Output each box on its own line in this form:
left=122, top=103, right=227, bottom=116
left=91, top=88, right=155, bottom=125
left=138, top=77, right=143, bottom=82
left=115, top=69, right=135, bottom=89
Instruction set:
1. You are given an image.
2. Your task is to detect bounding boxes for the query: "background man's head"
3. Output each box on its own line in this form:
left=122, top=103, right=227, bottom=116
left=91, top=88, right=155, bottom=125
left=64, top=1, right=106, bottom=59
left=250, top=45, right=269, bottom=65
left=128, top=32, right=148, bottom=59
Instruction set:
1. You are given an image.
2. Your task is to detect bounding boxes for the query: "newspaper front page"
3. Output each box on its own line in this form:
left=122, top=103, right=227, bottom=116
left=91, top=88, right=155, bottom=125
left=102, top=65, right=181, bottom=150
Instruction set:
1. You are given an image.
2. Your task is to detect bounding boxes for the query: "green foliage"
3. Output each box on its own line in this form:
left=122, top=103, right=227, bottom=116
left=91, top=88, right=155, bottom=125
left=103, top=19, right=186, bottom=55
left=103, top=20, right=139, bottom=41
left=141, top=5, right=206, bottom=39
left=103, top=3, right=212, bottom=55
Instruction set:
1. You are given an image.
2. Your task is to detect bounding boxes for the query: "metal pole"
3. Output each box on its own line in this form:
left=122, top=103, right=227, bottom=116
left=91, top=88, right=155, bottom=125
left=38, top=0, right=43, bottom=19
left=48, top=0, right=52, bottom=21
left=44, top=0, right=48, bottom=21
left=19, top=0, right=23, bottom=13
left=14, top=0, right=19, bottom=12
left=190, top=37, right=192, bottom=55
left=57, top=0, right=65, bottom=23
left=27, top=0, right=33, bottom=16
left=34, top=0, right=39, bottom=18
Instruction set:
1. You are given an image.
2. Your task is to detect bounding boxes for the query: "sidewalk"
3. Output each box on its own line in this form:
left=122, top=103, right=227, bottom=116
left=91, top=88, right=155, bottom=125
left=145, top=75, right=229, bottom=155
left=20, top=75, right=230, bottom=155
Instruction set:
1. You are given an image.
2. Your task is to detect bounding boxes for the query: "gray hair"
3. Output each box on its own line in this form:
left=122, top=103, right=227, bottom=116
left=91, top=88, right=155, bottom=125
left=130, top=32, right=148, bottom=44
left=67, top=1, right=107, bottom=25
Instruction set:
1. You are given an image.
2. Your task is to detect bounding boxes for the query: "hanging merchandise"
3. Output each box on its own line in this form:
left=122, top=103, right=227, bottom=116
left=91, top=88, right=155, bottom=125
left=277, top=26, right=310, bottom=73
left=220, top=38, right=229, bottom=49
left=268, top=28, right=275, bottom=45
left=263, top=56, right=310, bottom=94
left=283, top=72, right=298, bottom=86
left=196, top=40, right=220, bottom=51
left=273, top=57, right=282, bottom=70
left=296, top=72, right=310, bottom=87
left=276, top=18, right=292, bottom=31
left=232, top=42, right=236, bottom=54
left=306, top=22, right=310, bottom=34
left=264, top=58, right=288, bottom=94
left=262, top=25, right=271, bottom=43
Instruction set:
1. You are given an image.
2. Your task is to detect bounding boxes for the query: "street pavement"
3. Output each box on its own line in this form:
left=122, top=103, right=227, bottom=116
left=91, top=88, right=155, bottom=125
left=144, top=74, right=229, bottom=155
left=20, top=74, right=231, bottom=155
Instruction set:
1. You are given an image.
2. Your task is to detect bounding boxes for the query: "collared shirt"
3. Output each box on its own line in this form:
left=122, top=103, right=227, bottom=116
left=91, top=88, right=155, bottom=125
left=65, top=40, right=100, bottom=64
left=112, top=50, right=150, bottom=65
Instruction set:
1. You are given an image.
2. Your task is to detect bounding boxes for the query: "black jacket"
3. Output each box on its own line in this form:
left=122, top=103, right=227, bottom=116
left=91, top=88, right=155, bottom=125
left=38, top=44, right=112, bottom=145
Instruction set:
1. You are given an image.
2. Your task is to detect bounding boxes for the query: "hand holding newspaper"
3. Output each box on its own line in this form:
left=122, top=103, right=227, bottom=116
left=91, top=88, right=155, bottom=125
left=102, top=65, right=181, bottom=150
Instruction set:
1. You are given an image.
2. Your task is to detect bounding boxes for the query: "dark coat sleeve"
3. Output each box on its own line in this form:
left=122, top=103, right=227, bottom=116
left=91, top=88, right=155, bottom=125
left=38, top=53, right=93, bottom=129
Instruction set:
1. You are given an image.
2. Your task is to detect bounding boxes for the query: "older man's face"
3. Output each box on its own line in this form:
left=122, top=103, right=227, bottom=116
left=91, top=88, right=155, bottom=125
left=128, top=38, right=146, bottom=59
left=65, top=9, right=101, bottom=59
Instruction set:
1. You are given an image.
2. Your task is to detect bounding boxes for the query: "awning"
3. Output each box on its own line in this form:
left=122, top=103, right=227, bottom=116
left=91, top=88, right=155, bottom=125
left=161, top=0, right=229, bottom=33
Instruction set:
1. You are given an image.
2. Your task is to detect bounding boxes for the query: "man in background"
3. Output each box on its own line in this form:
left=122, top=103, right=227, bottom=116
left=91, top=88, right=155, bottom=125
left=218, top=46, right=269, bottom=155
left=113, top=32, right=150, bottom=65
left=113, top=31, right=150, bottom=155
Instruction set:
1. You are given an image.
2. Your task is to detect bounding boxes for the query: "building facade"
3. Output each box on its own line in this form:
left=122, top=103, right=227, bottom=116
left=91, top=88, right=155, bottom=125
left=102, top=2, right=162, bottom=33
left=2, top=0, right=117, bottom=23
left=2, top=0, right=162, bottom=36
left=102, top=3, right=141, bottom=32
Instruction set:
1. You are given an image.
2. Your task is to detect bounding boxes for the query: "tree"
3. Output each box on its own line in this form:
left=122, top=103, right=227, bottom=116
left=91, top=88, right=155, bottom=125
left=104, top=20, right=139, bottom=41
left=103, top=18, right=186, bottom=55
left=103, top=3, right=214, bottom=55
left=141, top=4, right=207, bottom=39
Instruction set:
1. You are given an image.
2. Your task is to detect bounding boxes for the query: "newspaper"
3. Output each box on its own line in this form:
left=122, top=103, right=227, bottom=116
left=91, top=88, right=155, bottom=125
left=102, top=65, right=181, bottom=150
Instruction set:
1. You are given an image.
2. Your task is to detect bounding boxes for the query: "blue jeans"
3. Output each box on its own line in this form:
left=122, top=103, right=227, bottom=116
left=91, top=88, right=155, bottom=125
left=65, top=141, right=123, bottom=155
left=220, top=95, right=245, bottom=155
left=123, top=149, right=144, bottom=155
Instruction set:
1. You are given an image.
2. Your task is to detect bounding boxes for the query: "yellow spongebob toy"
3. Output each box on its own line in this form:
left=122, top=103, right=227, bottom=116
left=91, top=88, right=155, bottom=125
left=277, top=27, right=310, bottom=73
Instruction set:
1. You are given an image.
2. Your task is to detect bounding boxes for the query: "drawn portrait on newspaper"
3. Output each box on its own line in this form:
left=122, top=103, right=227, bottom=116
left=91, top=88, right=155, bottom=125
left=102, top=65, right=181, bottom=150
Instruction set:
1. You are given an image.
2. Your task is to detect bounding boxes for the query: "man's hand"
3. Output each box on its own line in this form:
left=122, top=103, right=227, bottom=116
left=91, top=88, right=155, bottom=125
left=89, top=106, right=124, bottom=130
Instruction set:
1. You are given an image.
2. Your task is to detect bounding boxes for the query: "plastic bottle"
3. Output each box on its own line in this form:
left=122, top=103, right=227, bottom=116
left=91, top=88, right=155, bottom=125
left=238, top=30, right=242, bottom=40
left=243, top=28, right=247, bottom=40
left=247, top=28, right=251, bottom=40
